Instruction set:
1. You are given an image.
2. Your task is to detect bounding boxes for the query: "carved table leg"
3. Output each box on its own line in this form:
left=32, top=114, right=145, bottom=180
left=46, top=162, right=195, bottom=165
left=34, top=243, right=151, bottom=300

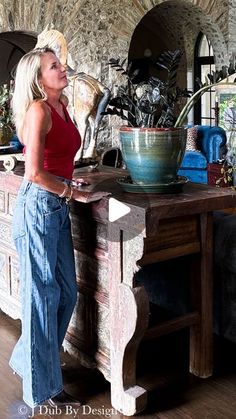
left=108, top=225, right=149, bottom=415
left=110, top=283, right=149, bottom=416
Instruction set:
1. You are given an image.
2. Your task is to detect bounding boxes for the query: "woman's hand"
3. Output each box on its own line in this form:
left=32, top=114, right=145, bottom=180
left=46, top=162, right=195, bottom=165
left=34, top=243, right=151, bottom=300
left=72, top=188, right=111, bottom=203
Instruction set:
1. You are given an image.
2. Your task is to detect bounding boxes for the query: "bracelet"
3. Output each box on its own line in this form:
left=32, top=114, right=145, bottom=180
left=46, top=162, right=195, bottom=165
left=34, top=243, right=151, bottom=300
left=59, top=181, right=69, bottom=198
left=66, top=186, right=74, bottom=202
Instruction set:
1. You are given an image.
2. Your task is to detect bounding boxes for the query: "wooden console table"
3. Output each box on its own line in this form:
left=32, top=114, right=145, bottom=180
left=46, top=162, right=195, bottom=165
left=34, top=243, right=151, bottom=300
left=69, top=167, right=236, bottom=415
left=0, top=167, right=236, bottom=416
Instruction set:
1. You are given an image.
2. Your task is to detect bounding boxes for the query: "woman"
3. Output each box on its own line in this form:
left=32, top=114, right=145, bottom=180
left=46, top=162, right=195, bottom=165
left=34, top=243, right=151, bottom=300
left=9, top=47, right=109, bottom=408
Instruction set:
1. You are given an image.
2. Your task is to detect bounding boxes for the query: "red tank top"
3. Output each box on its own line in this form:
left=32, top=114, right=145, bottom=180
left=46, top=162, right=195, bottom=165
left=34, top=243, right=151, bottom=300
left=42, top=101, right=81, bottom=179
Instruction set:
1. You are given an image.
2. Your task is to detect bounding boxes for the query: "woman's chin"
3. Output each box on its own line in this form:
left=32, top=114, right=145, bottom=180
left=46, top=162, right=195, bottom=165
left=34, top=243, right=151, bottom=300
left=62, top=78, right=68, bottom=87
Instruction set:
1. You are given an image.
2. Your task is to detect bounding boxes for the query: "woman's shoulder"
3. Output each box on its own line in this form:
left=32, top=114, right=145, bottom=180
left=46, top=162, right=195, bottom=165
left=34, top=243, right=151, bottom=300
left=25, top=100, right=52, bottom=133
left=28, top=100, right=51, bottom=116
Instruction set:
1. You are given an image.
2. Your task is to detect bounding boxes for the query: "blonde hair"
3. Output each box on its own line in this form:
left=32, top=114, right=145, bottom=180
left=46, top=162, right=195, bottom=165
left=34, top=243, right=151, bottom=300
left=12, top=47, right=55, bottom=139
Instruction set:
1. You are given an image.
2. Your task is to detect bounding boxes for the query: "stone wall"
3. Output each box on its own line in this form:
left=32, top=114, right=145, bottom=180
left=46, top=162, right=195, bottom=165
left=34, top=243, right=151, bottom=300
left=0, top=0, right=234, bottom=150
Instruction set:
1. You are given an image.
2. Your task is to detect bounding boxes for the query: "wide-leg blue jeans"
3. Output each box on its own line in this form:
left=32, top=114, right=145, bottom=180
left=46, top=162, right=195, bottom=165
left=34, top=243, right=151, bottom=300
left=9, top=179, right=77, bottom=408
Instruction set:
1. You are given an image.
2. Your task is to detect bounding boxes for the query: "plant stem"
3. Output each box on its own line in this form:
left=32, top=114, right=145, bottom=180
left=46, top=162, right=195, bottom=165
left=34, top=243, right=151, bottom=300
left=174, top=81, right=236, bottom=128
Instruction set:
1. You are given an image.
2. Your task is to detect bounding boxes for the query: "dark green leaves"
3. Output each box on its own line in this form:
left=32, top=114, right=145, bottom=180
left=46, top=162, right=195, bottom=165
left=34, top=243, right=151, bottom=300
left=103, top=50, right=190, bottom=128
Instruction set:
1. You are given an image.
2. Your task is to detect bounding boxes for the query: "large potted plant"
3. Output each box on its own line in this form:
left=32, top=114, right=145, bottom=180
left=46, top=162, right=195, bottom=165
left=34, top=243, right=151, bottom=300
left=104, top=51, right=236, bottom=190
left=104, top=50, right=191, bottom=188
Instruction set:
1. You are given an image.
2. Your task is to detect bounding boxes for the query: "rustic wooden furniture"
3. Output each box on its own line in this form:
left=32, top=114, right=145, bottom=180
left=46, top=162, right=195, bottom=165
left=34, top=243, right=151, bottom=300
left=0, top=167, right=236, bottom=416
left=0, top=170, right=22, bottom=317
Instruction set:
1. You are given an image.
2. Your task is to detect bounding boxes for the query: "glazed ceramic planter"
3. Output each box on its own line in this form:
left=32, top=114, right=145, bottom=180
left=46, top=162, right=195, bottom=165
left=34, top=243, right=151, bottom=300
left=120, top=126, right=187, bottom=185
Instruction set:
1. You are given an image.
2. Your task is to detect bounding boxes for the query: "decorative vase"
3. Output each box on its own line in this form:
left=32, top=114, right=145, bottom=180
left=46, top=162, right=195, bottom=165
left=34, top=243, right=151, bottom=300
left=119, top=126, right=187, bottom=185
left=0, top=125, right=13, bottom=146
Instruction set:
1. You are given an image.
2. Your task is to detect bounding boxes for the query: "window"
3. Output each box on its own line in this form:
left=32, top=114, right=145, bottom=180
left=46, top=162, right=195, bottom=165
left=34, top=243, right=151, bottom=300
left=194, top=32, right=216, bottom=126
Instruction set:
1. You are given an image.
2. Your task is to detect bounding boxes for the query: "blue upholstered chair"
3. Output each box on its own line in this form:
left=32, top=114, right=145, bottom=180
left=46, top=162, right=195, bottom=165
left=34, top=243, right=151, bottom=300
left=178, top=125, right=227, bottom=184
left=10, top=134, right=24, bottom=152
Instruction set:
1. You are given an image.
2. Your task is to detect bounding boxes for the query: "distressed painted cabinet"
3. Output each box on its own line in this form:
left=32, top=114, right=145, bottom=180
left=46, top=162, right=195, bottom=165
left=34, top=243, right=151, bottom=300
left=0, top=171, right=22, bottom=318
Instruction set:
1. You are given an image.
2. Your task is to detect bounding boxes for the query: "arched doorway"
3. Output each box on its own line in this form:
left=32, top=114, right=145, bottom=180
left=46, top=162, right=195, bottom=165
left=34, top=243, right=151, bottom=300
left=0, top=31, right=37, bottom=84
left=128, top=3, right=187, bottom=89
left=127, top=0, right=226, bottom=126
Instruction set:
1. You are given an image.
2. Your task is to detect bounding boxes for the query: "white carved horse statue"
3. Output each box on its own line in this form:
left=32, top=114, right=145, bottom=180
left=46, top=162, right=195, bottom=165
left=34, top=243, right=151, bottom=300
left=35, top=28, right=110, bottom=160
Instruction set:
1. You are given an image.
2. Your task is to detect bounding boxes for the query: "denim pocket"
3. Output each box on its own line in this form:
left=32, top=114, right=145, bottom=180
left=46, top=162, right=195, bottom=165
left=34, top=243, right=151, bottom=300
left=12, top=181, right=32, bottom=240
left=40, top=192, right=64, bottom=235
left=41, top=193, right=63, bottom=216
left=12, top=201, right=25, bottom=240
left=12, top=199, right=26, bottom=240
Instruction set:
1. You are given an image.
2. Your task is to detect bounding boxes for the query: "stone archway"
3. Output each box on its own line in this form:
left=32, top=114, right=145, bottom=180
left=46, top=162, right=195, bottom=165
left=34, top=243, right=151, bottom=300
left=125, top=0, right=227, bottom=69
left=123, top=0, right=227, bottom=105
left=0, top=0, right=229, bottom=80
left=0, top=31, right=36, bottom=84
left=0, top=1, right=229, bottom=70
left=0, top=0, right=230, bottom=149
